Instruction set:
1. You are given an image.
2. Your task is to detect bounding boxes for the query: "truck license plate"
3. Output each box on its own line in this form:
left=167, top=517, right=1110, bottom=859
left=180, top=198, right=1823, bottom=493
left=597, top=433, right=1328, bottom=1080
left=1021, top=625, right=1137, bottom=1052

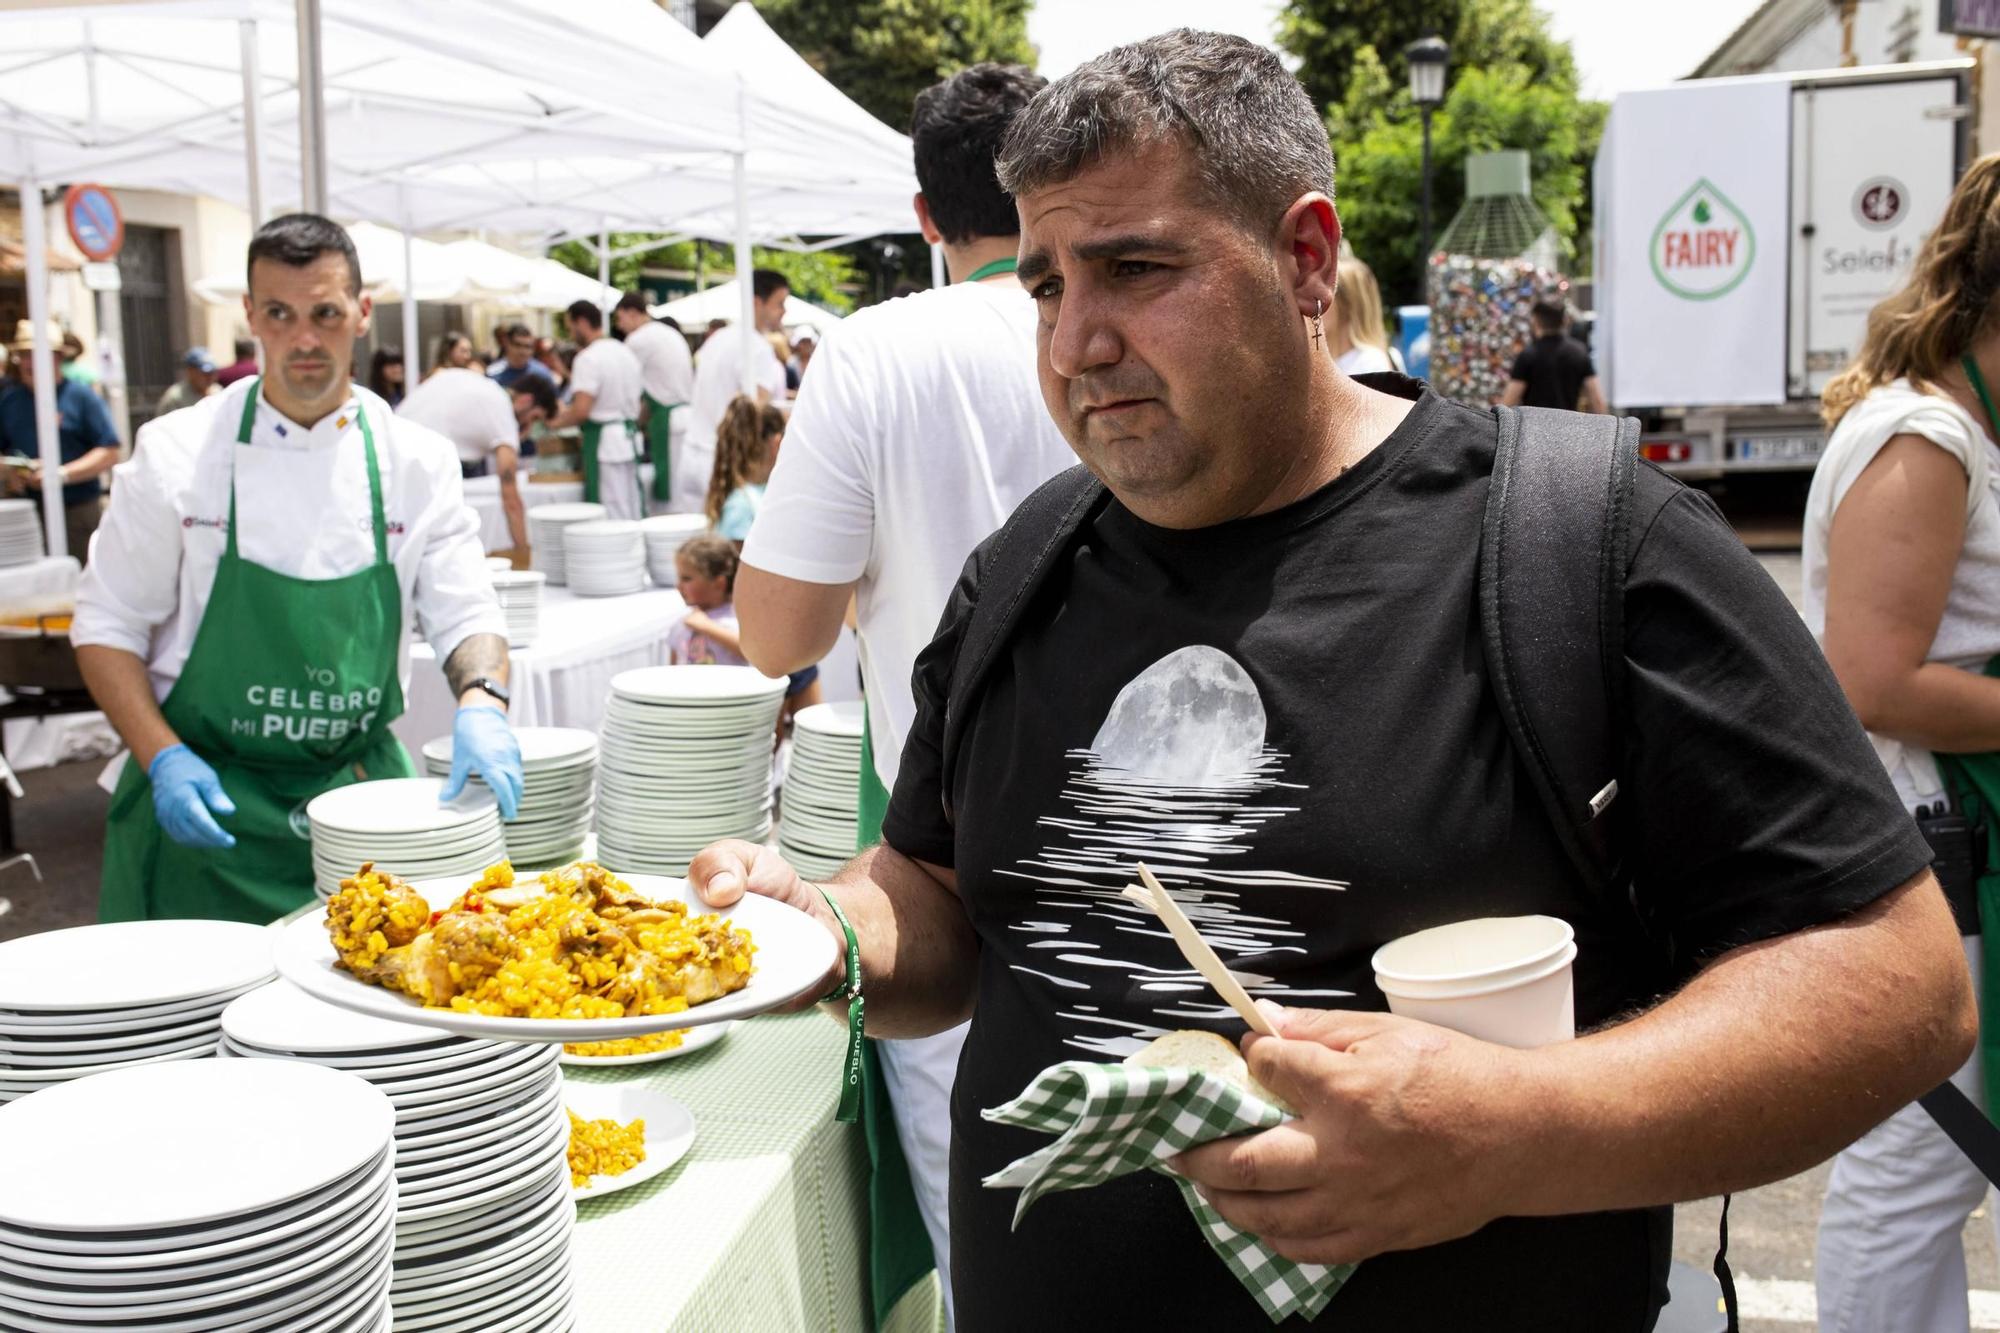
left=1735, top=436, right=1823, bottom=464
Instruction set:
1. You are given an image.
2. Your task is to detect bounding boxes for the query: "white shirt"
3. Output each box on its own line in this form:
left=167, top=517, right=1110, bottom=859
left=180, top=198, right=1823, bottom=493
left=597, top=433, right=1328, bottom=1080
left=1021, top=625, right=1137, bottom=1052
left=742, top=281, right=1075, bottom=788
left=680, top=324, right=788, bottom=513
left=569, top=336, right=644, bottom=464
left=624, top=321, right=694, bottom=406
left=1802, top=379, right=2000, bottom=812
left=397, top=368, right=517, bottom=468
left=73, top=379, right=505, bottom=704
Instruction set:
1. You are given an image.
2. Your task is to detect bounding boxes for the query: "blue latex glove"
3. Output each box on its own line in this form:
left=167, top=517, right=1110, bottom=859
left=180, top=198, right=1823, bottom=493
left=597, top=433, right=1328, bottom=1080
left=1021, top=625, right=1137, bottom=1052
left=440, top=705, right=523, bottom=819
left=148, top=744, right=237, bottom=850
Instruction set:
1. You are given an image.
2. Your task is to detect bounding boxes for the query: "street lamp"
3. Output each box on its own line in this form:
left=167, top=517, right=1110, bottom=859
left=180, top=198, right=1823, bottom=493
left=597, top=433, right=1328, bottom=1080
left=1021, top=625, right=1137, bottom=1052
left=1406, top=34, right=1449, bottom=299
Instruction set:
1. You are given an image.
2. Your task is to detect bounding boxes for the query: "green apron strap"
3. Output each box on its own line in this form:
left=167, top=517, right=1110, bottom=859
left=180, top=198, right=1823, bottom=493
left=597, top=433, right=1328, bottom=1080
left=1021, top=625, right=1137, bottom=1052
left=643, top=395, right=677, bottom=502
left=356, top=406, right=389, bottom=567
left=227, top=381, right=261, bottom=559
left=579, top=420, right=602, bottom=505
left=962, top=256, right=1018, bottom=283
left=627, top=418, right=646, bottom=514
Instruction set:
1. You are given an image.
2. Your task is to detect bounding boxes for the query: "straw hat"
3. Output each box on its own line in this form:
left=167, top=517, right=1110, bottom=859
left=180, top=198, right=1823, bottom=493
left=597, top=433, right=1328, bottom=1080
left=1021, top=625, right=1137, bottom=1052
left=4, top=319, right=65, bottom=354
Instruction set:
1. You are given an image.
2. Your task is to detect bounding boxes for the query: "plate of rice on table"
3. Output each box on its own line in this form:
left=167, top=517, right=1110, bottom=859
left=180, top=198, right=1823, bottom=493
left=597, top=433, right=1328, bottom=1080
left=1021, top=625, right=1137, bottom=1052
left=274, top=859, right=836, bottom=1042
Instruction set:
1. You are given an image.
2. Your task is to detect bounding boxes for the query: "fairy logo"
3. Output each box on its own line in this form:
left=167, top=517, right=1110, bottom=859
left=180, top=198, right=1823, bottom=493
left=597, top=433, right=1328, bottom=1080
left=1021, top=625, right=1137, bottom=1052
left=1651, top=177, right=1756, bottom=300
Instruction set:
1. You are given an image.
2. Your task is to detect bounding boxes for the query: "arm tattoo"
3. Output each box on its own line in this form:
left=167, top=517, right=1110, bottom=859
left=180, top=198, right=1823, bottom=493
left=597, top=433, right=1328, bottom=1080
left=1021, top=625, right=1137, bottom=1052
left=444, top=633, right=510, bottom=698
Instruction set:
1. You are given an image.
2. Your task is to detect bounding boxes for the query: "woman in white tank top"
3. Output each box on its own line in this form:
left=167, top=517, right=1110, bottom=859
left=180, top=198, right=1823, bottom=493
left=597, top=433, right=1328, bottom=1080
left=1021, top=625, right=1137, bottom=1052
left=1809, top=152, right=2000, bottom=1333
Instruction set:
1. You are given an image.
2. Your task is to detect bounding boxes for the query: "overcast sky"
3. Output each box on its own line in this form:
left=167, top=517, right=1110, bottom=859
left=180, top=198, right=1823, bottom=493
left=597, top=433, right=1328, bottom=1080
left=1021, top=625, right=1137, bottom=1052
left=1027, top=0, right=1763, bottom=100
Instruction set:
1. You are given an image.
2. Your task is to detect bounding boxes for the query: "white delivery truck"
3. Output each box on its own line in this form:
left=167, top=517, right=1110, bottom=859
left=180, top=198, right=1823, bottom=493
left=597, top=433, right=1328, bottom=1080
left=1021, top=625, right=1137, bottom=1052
left=1594, top=61, right=1971, bottom=475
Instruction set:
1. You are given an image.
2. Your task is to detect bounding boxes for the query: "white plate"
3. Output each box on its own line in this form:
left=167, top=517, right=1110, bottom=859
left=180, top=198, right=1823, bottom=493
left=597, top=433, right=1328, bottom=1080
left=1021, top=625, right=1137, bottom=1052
left=0, top=1151, right=392, bottom=1268
left=485, top=1275, right=576, bottom=1333
left=0, top=1012, right=218, bottom=1054
left=395, top=1065, right=562, bottom=1138
left=528, top=504, right=605, bottom=524
left=609, top=665, right=788, bottom=705
left=397, top=1108, right=565, bottom=1205
left=221, top=981, right=453, bottom=1054
left=392, top=1166, right=567, bottom=1259
left=558, top=1019, right=731, bottom=1066
left=395, top=1261, right=570, bottom=1333
left=395, top=1154, right=561, bottom=1225
left=0, top=1042, right=214, bottom=1087
left=0, top=1062, right=391, bottom=1234
left=390, top=1204, right=568, bottom=1303
left=0, top=1027, right=218, bottom=1069
left=793, top=701, right=865, bottom=738
left=397, top=1071, right=562, bottom=1159
left=367, top=1042, right=554, bottom=1101
left=0, top=922, right=274, bottom=1012
left=305, top=780, right=497, bottom=836
left=0, top=1185, right=394, bottom=1312
left=391, top=1191, right=567, bottom=1290
left=566, top=1084, right=697, bottom=1202
left=273, top=873, right=833, bottom=1042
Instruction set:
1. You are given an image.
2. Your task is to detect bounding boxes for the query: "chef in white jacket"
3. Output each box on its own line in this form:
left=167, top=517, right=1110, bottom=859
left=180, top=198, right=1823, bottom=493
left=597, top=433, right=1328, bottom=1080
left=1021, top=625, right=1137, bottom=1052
left=613, top=293, right=693, bottom=515
left=72, top=213, right=522, bottom=924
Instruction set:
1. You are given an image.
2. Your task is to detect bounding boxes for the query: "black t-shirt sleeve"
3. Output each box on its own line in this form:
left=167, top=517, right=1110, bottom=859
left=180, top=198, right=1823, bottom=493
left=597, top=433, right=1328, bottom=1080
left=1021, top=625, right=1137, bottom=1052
left=1574, top=344, right=1597, bottom=379
left=1620, top=470, right=1932, bottom=966
left=878, top=542, right=987, bottom=869
left=1508, top=345, right=1535, bottom=381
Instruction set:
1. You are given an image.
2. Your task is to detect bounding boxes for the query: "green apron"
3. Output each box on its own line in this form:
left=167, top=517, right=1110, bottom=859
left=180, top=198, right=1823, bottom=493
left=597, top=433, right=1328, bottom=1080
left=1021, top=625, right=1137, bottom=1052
left=855, top=710, right=936, bottom=1327
left=578, top=417, right=644, bottom=513
left=99, top=382, right=414, bottom=924
left=1939, top=354, right=2000, bottom=1120
left=640, top=393, right=680, bottom=503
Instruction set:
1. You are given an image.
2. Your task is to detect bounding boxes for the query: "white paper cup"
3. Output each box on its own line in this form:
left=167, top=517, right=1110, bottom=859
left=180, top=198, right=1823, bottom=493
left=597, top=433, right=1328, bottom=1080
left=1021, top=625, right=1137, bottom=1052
left=1370, top=915, right=1577, bottom=1048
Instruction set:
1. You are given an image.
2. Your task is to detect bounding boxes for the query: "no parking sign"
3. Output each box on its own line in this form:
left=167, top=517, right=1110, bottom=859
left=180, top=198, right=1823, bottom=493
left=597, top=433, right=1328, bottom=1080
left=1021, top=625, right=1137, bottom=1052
left=62, top=184, right=123, bottom=262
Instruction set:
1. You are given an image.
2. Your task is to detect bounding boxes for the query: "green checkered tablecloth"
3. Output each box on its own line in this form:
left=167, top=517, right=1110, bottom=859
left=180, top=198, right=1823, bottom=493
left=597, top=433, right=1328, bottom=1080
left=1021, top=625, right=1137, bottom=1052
left=983, top=1060, right=1356, bottom=1324
left=567, top=1011, right=941, bottom=1333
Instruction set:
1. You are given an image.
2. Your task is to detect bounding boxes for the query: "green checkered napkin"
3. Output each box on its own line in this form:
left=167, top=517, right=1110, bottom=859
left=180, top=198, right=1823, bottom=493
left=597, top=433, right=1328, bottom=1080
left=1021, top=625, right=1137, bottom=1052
left=981, top=1059, right=1357, bottom=1324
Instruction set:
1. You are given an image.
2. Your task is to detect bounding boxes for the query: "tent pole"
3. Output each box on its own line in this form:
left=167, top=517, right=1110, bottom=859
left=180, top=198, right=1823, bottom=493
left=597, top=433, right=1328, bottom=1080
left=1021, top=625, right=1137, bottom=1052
left=930, top=243, right=946, bottom=288
left=400, top=202, right=420, bottom=391
left=18, top=174, right=66, bottom=560
left=240, top=20, right=266, bottom=225
left=295, top=0, right=328, bottom=214
left=732, top=150, right=755, bottom=393
left=598, top=218, right=612, bottom=309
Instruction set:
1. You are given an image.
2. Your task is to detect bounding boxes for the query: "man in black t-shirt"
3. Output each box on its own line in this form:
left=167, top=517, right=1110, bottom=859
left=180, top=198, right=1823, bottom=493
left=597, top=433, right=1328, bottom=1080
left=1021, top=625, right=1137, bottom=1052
left=1501, top=299, right=1606, bottom=412
left=691, top=31, right=1974, bottom=1332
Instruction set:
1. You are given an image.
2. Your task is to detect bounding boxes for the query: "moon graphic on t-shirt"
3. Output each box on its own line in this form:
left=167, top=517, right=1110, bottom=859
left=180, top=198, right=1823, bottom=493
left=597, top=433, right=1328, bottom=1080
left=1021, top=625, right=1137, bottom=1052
left=1089, top=645, right=1268, bottom=786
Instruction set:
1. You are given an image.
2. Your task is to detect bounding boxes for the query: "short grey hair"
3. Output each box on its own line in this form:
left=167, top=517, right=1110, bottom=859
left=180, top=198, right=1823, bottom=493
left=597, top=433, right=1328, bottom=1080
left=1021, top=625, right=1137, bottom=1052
left=995, top=29, right=1334, bottom=234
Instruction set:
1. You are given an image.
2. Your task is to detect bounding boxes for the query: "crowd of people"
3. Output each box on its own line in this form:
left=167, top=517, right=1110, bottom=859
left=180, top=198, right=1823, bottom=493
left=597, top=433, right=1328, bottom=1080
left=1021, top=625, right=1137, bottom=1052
left=12, top=22, right=2000, bottom=1333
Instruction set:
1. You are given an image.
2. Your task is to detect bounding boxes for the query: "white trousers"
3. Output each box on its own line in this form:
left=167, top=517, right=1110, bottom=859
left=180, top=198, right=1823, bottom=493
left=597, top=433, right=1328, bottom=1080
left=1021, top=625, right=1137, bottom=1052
left=1817, top=936, right=1995, bottom=1333
left=670, top=436, right=712, bottom=517
left=876, top=1023, right=968, bottom=1333
left=597, top=460, right=642, bottom=522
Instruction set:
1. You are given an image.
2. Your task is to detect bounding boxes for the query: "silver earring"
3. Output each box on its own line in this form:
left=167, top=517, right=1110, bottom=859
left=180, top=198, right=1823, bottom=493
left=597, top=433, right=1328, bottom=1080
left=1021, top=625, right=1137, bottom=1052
left=1310, top=299, right=1325, bottom=347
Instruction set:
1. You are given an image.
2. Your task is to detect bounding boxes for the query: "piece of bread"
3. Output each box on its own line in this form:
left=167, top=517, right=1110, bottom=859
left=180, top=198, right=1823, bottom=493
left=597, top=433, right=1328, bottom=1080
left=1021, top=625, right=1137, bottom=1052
left=1124, top=1030, right=1294, bottom=1112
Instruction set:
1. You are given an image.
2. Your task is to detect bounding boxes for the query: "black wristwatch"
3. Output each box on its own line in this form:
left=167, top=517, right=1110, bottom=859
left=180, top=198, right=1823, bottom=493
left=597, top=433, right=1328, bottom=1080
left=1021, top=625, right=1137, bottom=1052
left=465, top=677, right=511, bottom=707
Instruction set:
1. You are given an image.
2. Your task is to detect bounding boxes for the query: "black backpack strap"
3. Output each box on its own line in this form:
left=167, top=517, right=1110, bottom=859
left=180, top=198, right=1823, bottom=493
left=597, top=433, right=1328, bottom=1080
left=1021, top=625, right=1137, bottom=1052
left=939, top=465, right=1107, bottom=823
left=1481, top=405, right=1736, bottom=1333
left=1478, top=404, right=1637, bottom=893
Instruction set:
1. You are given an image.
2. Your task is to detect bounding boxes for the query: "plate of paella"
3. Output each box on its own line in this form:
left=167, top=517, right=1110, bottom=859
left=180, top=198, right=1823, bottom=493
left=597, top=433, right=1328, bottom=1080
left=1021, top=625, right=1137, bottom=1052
left=274, top=860, right=837, bottom=1042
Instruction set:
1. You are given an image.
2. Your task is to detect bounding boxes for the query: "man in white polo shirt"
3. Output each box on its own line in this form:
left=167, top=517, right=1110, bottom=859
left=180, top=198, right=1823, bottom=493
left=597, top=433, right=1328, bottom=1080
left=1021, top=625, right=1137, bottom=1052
left=613, top=294, right=693, bottom=516
left=398, top=366, right=556, bottom=558
left=547, top=299, right=645, bottom=520
left=725, top=64, right=1070, bottom=1331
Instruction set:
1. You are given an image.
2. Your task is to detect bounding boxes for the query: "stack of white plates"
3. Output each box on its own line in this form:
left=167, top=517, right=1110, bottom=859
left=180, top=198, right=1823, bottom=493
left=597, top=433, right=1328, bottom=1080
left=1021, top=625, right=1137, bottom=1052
left=640, top=513, right=708, bottom=585
left=0, top=920, right=273, bottom=1102
left=420, top=727, right=598, bottom=869
left=491, top=569, right=545, bottom=647
left=527, top=502, right=606, bottom=586
left=0, top=499, right=44, bottom=568
left=779, top=702, right=865, bottom=879
left=0, top=1058, right=397, bottom=1332
left=595, top=666, right=787, bottom=875
left=562, top=519, right=645, bottom=597
left=307, top=778, right=508, bottom=901
left=219, top=983, right=576, bottom=1332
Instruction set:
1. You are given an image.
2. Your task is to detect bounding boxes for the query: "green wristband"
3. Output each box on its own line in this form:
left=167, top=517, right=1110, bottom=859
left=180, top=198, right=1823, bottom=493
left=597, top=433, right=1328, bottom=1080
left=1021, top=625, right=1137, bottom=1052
left=815, top=886, right=864, bottom=1124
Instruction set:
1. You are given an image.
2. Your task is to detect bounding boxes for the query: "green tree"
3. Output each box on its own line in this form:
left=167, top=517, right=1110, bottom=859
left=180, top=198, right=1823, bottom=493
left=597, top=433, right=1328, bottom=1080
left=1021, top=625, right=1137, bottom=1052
left=548, top=235, right=859, bottom=320
left=1283, top=0, right=1604, bottom=307
left=755, top=0, right=1036, bottom=131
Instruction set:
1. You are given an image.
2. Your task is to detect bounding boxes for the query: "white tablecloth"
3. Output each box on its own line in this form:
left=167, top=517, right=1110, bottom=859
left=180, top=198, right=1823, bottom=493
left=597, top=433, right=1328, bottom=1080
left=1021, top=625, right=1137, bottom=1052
left=392, top=584, right=687, bottom=753
left=464, top=465, right=657, bottom=554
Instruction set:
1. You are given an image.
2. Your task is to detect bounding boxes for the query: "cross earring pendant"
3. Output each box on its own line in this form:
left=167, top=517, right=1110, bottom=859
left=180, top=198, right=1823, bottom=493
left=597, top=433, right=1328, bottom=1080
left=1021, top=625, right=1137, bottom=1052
left=1310, top=299, right=1325, bottom=347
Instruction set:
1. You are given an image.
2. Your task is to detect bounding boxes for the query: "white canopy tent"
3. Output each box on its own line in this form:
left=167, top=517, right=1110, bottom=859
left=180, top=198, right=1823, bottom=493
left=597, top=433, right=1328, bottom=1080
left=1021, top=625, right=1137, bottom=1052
left=649, top=279, right=844, bottom=335
left=187, top=228, right=607, bottom=313
left=0, top=0, right=919, bottom=555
